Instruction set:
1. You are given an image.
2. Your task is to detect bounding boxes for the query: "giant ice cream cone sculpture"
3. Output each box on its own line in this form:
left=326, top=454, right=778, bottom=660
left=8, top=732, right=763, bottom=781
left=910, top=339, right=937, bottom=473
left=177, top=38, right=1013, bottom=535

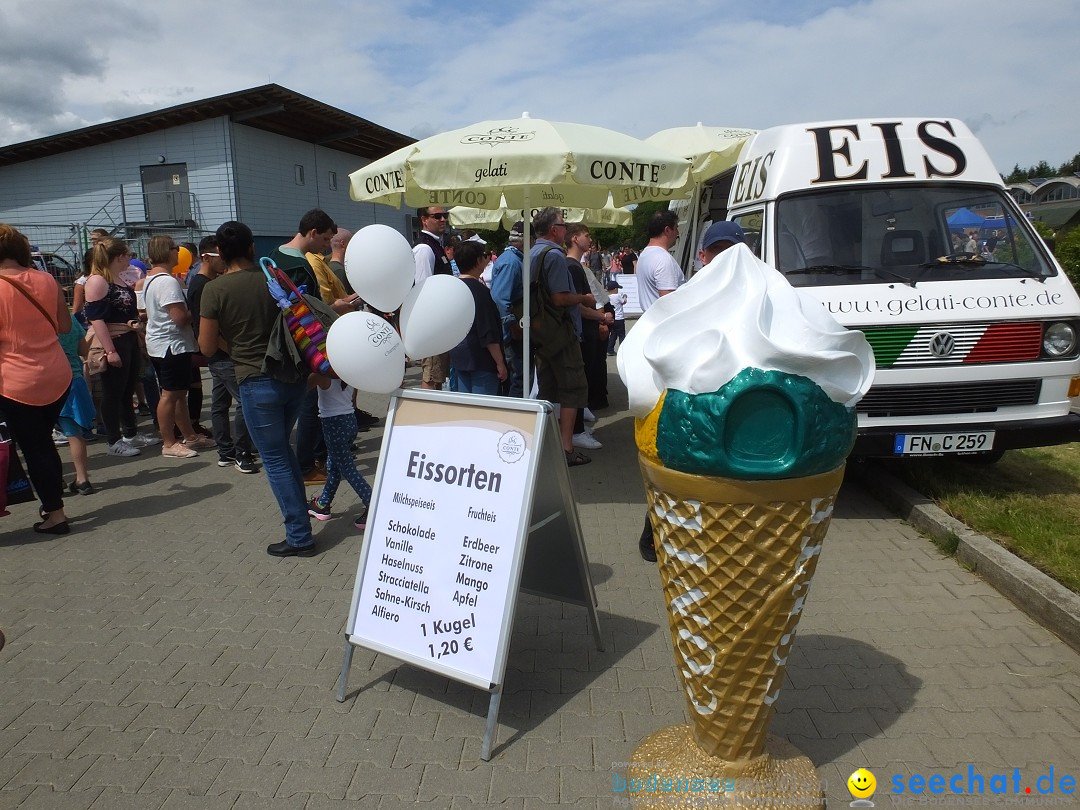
left=618, top=244, right=875, bottom=808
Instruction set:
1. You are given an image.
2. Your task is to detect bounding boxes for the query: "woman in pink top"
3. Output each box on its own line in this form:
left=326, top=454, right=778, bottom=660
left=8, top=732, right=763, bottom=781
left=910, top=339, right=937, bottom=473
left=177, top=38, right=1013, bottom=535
left=0, top=225, right=73, bottom=534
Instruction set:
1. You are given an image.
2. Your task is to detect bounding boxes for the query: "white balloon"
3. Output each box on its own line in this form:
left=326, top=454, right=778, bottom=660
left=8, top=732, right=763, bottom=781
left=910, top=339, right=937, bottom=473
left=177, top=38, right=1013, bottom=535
left=325, top=311, right=405, bottom=395
left=344, top=224, right=415, bottom=312
left=399, top=274, right=475, bottom=359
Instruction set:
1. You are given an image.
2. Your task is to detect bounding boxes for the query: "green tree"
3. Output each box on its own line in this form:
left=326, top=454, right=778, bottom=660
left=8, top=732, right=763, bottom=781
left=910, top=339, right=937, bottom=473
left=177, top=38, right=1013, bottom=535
left=1055, top=227, right=1080, bottom=288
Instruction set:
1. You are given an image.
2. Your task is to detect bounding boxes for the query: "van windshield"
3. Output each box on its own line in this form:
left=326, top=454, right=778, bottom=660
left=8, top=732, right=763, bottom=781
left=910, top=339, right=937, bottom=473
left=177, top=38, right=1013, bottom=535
left=774, top=185, right=1055, bottom=287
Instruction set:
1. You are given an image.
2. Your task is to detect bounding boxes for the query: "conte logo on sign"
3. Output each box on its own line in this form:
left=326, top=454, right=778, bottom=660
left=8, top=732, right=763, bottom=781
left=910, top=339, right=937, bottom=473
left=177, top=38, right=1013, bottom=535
left=497, top=430, right=526, bottom=464
left=461, top=126, right=535, bottom=147
left=929, top=332, right=955, bottom=358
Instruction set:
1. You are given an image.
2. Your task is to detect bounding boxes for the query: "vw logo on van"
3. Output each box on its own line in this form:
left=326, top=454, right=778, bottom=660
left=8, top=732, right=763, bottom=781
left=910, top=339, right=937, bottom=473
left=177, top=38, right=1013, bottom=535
left=929, top=332, right=956, bottom=358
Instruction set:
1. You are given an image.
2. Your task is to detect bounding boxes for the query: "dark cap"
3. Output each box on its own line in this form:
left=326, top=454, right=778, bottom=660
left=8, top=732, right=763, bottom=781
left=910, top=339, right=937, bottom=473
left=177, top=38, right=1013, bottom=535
left=701, top=220, right=746, bottom=250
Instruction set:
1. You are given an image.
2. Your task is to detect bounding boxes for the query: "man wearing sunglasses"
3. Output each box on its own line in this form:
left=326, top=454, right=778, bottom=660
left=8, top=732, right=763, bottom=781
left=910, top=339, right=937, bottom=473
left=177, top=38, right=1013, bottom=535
left=413, top=207, right=454, bottom=389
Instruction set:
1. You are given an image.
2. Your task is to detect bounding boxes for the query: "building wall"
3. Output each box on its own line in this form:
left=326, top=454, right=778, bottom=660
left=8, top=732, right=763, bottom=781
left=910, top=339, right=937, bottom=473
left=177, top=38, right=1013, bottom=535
left=0, top=115, right=412, bottom=258
left=232, top=125, right=411, bottom=240
left=0, top=118, right=237, bottom=247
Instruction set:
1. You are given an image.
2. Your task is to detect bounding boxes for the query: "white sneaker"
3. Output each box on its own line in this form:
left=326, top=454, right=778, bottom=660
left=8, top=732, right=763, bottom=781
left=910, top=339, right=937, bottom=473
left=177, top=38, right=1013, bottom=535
left=108, top=439, right=141, bottom=457
left=572, top=432, right=602, bottom=450
left=124, top=433, right=162, bottom=448
left=583, top=408, right=597, bottom=423
left=52, top=429, right=69, bottom=446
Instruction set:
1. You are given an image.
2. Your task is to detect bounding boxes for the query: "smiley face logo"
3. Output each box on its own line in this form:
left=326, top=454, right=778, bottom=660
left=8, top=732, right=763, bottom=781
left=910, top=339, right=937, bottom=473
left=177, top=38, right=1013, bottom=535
left=847, top=768, right=876, bottom=805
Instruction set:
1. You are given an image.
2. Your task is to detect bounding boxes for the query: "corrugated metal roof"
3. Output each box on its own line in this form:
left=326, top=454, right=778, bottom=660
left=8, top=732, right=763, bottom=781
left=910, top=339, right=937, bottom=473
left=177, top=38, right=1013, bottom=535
left=0, top=84, right=414, bottom=168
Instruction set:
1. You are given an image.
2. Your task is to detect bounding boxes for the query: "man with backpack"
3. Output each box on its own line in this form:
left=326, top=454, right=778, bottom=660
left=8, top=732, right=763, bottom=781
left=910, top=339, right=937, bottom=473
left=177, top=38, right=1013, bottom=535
left=528, top=208, right=594, bottom=467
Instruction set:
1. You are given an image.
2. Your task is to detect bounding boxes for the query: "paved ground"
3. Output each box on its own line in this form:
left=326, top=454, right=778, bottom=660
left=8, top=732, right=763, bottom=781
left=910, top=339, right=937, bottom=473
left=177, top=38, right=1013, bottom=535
left=2, top=363, right=1079, bottom=809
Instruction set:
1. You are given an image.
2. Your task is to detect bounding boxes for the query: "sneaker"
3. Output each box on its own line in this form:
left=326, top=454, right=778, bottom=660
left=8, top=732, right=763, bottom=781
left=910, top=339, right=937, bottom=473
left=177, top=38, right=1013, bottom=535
left=308, top=496, right=331, bottom=521
left=124, top=432, right=162, bottom=448
left=108, top=440, right=140, bottom=457
left=354, top=409, right=379, bottom=427
left=217, top=454, right=235, bottom=468
left=354, top=507, right=369, bottom=530
left=162, top=444, right=198, bottom=459
left=183, top=435, right=217, bottom=450
left=234, top=455, right=258, bottom=474
left=68, top=479, right=94, bottom=496
left=572, top=431, right=602, bottom=450
left=582, top=408, right=597, bottom=423
left=52, top=429, right=69, bottom=446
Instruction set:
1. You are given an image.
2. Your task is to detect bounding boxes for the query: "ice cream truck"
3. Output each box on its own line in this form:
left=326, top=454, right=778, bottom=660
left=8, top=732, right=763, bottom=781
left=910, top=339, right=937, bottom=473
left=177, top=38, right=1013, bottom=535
left=719, top=118, right=1080, bottom=459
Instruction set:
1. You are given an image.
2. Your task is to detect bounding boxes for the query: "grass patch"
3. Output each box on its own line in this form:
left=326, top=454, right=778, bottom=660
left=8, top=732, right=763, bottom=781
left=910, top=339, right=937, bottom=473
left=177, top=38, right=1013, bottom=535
left=881, top=444, right=1080, bottom=593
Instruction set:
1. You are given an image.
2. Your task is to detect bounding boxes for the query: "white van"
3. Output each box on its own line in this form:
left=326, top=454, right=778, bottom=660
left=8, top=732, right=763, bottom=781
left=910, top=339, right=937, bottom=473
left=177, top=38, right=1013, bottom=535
left=718, top=118, right=1080, bottom=458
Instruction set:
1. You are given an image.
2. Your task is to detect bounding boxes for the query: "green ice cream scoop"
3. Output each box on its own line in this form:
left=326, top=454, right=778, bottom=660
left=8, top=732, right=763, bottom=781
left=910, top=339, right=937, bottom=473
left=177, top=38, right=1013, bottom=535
left=655, top=368, right=856, bottom=479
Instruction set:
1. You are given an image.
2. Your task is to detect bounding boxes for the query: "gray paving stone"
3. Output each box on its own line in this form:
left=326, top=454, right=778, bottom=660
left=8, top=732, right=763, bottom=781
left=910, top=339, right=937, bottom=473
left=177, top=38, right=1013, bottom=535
left=4, top=373, right=1080, bottom=806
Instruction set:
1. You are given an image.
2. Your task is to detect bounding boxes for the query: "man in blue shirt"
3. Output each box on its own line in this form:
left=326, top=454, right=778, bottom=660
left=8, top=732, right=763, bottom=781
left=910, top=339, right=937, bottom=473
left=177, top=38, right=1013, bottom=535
left=489, top=221, right=525, bottom=397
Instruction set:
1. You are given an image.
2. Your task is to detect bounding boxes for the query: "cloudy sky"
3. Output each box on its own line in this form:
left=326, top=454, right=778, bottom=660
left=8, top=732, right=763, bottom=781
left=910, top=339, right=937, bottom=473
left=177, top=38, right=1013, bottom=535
left=1, top=0, right=1076, bottom=175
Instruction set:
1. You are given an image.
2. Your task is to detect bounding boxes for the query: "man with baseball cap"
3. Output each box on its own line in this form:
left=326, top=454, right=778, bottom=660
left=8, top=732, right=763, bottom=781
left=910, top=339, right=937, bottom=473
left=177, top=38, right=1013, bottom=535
left=698, top=220, right=747, bottom=266
left=637, top=219, right=747, bottom=563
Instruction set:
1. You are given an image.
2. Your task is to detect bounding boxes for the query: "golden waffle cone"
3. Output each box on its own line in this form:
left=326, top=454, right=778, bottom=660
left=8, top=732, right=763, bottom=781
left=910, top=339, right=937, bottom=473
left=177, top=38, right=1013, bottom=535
left=640, top=454, right=844, bottom=762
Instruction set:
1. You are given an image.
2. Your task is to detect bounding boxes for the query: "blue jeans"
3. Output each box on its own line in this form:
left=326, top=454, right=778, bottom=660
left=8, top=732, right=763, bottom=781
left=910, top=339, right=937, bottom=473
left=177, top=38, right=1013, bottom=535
left=454, top=369, right=500, bottom=395
left=238, top=375, right=312, bottom=548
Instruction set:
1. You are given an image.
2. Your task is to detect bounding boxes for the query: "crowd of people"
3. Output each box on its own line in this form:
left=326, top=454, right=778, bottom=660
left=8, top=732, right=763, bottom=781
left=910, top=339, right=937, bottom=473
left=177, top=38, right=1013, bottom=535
left=3, top=205, right=737, bottom=562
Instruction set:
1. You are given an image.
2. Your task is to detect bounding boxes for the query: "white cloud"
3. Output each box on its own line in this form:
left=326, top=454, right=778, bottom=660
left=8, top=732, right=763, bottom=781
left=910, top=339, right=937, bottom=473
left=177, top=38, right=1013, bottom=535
left=0, top=0, right=1076, bottom=173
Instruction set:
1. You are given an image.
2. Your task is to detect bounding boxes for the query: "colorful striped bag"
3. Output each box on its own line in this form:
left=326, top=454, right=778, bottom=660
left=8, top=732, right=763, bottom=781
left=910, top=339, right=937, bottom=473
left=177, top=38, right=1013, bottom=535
left=259, top=257, right=335, bottom=376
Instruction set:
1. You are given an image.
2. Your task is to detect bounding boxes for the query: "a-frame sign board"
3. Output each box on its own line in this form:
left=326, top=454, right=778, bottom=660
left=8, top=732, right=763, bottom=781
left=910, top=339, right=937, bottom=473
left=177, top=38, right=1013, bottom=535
left=336, top=389, right=602, bottom=760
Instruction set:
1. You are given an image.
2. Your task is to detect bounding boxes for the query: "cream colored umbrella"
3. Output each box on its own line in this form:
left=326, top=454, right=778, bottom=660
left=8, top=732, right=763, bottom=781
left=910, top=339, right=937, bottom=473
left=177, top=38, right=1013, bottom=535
left=646, top=124, right=757, bottom=267
left=449, top=195, right=632, bottom=230
left=349, top=114, right=691, bottom=394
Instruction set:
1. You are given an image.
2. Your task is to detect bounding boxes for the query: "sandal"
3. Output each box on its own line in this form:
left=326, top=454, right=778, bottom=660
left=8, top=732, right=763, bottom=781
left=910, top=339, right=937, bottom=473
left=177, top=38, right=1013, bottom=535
left=565, top=450, right=592, bottom=467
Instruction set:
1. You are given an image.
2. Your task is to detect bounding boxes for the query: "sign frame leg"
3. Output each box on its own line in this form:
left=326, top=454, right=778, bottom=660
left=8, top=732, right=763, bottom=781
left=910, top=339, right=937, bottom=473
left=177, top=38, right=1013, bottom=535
left=335, top=640, right=355, bottom=703
left=480, top=686, right=503, bottom=761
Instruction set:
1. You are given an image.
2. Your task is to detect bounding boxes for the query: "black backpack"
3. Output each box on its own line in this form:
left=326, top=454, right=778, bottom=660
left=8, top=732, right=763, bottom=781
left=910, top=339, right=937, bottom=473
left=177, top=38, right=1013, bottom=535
left=509, top=247, right=577, bottom=356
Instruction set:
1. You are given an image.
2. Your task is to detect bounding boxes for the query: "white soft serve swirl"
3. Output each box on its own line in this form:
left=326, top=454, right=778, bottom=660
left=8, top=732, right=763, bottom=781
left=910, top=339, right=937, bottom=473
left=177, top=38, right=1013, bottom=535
left=617, top=243, right=875, bottom=417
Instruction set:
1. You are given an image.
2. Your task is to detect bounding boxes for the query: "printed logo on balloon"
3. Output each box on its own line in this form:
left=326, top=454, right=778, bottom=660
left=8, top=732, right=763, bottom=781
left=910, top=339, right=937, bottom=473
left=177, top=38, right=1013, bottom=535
left=327, top=224, right=475, bottom=395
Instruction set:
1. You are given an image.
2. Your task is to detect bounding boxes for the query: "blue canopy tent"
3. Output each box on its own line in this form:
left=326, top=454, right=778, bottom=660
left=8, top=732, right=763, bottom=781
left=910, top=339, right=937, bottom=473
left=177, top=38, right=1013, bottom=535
left=947, top=207, right=986, bottom=229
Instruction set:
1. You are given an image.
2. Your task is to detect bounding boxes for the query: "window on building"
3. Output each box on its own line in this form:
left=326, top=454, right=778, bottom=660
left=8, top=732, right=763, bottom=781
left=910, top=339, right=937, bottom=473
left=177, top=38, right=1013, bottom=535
left=295, top=164, right=305, bottom=185
left=328, top=171, right=338, bottom=191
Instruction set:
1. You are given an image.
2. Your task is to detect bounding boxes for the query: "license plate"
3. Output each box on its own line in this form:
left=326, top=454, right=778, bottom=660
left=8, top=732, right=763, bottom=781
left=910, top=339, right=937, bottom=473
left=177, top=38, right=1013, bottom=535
left=894, top=431, right=995, bottom=455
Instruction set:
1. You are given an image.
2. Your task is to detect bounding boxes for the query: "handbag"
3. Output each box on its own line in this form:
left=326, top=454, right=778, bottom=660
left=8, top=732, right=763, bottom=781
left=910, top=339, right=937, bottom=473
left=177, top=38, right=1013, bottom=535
left=259, top=257, right=336, bottom=376
left=83, top=322, right=136, bottom=377
left=0, top=422, right=35, bottom=516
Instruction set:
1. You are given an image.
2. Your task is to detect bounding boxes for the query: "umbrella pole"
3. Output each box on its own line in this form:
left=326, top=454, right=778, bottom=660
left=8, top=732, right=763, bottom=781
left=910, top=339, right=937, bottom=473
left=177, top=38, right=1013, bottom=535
left=522, top=190, right=532, bottom=398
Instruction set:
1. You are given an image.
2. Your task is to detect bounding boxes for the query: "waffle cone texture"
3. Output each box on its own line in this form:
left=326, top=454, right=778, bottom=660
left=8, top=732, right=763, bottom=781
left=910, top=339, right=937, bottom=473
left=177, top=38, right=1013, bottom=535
left=640, top=454, right=844, bottom=761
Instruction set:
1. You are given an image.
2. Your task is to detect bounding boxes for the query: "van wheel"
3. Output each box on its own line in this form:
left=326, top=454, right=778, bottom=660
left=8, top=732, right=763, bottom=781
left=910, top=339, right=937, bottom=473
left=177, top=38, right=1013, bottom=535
left=961, top=450, right=1005, bottom=464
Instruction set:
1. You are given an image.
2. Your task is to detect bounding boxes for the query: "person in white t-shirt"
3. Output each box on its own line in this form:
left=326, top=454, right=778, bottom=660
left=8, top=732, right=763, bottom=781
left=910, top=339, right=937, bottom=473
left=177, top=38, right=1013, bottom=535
left=306, top=379, right=372, bottom=530
left=141, top=235, right=216, bottom=459
left=635, top=209, right=684, bottom=311
left=605, top=280, right=627, bottom=355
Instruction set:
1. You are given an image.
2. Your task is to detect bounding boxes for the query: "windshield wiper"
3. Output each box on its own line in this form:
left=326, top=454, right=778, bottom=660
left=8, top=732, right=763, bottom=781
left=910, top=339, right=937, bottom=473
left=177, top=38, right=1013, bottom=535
left=787, top=264, right=916, bottom=287
left=983, top=259, right=1047, bottom=283
left=918, top=254, right=1046, bottom=283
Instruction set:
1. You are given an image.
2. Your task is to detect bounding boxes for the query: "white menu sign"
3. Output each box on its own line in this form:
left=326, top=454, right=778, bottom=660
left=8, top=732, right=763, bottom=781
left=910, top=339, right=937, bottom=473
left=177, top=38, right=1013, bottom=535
left=347, top=397, right=538, bottom=689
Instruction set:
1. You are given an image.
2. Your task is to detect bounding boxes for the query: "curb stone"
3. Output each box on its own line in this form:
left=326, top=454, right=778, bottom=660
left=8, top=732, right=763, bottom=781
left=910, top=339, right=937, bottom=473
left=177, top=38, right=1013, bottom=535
left=862, top=460, right=1080, bottom=654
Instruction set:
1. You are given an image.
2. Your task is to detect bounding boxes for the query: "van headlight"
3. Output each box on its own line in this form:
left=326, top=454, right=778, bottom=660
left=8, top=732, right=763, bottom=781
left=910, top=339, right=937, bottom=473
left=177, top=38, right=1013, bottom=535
left=1043, top=322, right=1077, bottom=357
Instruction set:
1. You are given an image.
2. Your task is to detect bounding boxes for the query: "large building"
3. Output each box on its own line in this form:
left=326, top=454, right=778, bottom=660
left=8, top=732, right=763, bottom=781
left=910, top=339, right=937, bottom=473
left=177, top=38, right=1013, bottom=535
left=1006, top=175, right=1080, bottom=232
left=0, top=85, right=415, bottom=269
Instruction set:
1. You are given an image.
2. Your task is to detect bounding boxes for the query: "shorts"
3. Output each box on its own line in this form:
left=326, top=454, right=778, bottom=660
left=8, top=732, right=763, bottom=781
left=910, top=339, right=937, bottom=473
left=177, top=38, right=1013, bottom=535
left=150, top=350, right=194, bottom=391
left=535, top=340, right=587, bottom=409
left=421, top=352, right=450, bottom=386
